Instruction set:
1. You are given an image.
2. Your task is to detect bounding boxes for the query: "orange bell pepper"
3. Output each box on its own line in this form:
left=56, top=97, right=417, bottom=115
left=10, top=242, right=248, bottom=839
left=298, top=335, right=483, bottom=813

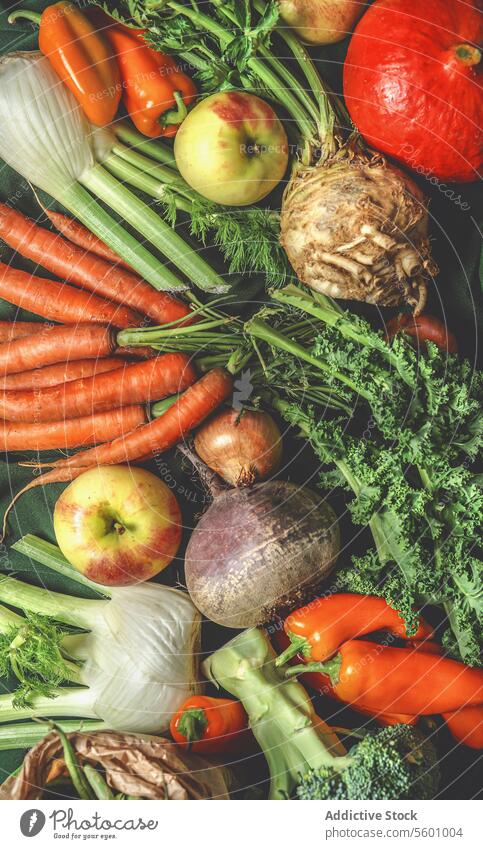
left=9, top=3, right=121, bottom=126
left=103, top=25, right=197, bottom=138
left=288, top=639, right=483, bottom=716
left=443, top=706, right=483, bottom=750
left=276, top=593, right=433, bottom=666
left=170, top=695, right=248, bottom=754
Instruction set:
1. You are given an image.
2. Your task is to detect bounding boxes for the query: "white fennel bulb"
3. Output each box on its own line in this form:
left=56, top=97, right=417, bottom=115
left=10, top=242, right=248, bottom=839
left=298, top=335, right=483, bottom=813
left=0, top=569, right=201, bottom=734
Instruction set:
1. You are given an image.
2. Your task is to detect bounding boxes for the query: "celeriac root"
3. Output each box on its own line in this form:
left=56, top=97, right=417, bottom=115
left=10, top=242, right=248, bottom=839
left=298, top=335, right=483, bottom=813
left=280, top=152, right=438, bottom=313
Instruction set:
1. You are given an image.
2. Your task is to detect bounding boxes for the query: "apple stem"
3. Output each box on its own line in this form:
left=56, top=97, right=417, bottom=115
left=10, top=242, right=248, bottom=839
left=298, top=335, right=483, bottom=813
left=114, top=522, right=126, bottom=536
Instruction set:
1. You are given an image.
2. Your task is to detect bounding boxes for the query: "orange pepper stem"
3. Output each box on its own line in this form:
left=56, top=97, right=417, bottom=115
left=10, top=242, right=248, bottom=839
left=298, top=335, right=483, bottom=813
left=275, top=632, right=311, bottom=667
left=177, top=707, right=208, bottom=743
left=286, top=656, right=342, bottom=684
left=8, top=10, right=41, bottom=24
left=159, top=91, right=188, bottom=128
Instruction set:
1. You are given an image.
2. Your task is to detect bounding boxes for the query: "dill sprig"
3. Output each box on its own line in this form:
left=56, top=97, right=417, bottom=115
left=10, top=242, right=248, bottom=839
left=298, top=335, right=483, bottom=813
left=159, top=188, right=290, bottom=284
left=0, top=612, right=76, bottom=707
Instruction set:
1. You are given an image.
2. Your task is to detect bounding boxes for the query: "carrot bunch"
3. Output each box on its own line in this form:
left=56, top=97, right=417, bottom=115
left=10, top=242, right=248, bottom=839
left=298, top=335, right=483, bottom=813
left=0, top=205, right=233, bottom=535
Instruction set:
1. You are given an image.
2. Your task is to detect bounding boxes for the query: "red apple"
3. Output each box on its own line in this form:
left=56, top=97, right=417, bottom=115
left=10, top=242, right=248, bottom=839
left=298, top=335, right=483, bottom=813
left=174, top=91, right=288, bottom=206
left=53, top=465, right=182, bottom=586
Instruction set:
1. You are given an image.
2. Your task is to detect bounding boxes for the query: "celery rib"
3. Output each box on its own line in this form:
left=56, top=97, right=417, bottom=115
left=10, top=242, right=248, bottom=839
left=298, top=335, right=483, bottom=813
left=81, top=165, right=229, bottom=293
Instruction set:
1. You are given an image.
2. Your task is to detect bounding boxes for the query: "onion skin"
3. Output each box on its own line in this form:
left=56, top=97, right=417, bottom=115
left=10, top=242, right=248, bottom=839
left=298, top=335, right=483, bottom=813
left=279, top=1, right=365, bottom=45
left=185, top=481, right=340, bottom=628
left=194, top=408, right=282, bottom=487
left=280, top=153, right=437, bottom=312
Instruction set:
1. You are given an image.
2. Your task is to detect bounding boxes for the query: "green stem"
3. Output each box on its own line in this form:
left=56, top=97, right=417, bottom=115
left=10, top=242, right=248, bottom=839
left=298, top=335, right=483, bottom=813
left=272, top=398, right=395, bottom=569
left=118, top=316, right=235, bottom=345
left=0, top=720, right=106, bottom=751
left=0, top=688, right=96, bottom=723
left=286, top=656, right=342, bottom=684
left=150, top=394, right=180, bottom=417
left=166, top=0, right=317, bottom=146
left=246, top=317, right=371, bottom=399
left=83, top=764, right=114, bottom=800
left=0, top=604, right=23, bottom=634
left=11, top=535, right=110, bottom=598
left=271, top=285, right=415, bottom=387
left=159, top=90, right=188, bottom=127
left=177, top=707, right=208, bottom=743
left=56, top=181, right=175, bottom=292
left=275, top=633, right=311, bottom=667
left=113, top=123, right=177, bottom=168
left=104, top=156, right=192, bottom=215
left=111, top=142, right=197, bottom=201
left=258, top=43, right=319, bottom=124
left=81, top=164, right=229, bottom=293
left=0, top=577, right=108, bottom=632
left=103, top=154, right=174, bottom=202
left=7, top=10, right=41, bottom=25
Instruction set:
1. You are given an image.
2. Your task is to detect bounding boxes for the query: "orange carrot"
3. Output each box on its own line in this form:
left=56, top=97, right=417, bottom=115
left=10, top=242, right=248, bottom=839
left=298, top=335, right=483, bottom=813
left=1, top=406, right=147, bottom=452
left=0, top=357, right=126, bottom=391
left=33, top=369, right=231, bottom=472
left=2, top=370, right=232, bottom=540
left=0, top=325, right=115, bottom=376
left=0, top=263, right=140, bottom=328
left=0, top=204, right=193, bottom=326
left=0, top=321, right=156, bottom=365
left=114, top=345, right=157, bottom=360
left=44, top=208, right=133, bottom=270
left=0, top=320, right=50, bottom=343
left=0, top=353, right=196, bottom=422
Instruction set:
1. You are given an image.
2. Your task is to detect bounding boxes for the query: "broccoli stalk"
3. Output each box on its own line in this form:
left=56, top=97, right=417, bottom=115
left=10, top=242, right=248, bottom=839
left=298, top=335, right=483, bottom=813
left=204, top=629, right=440, bottom=800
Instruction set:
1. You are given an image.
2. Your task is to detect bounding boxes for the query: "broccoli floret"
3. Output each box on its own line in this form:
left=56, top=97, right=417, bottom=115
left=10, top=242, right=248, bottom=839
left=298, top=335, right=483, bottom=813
left=205, top=629, right=441, bottom=801
left=297, top=725, right=440, bottom=800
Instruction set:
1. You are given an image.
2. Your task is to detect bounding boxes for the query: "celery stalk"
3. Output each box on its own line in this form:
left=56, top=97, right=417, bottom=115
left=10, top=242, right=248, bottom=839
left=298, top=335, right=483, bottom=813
left=11, top=536, right=110, bottom=599
left=56, top=182, right=179, bottom=291
left=0, top=576, right=107, bottom=631
left=0, top=720, right=106, bottom=751
left=81, top=165, right=229, bottom=293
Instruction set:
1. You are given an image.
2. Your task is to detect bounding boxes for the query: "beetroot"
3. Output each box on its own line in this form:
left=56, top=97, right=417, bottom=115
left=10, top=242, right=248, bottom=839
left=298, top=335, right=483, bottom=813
left=185, top=479, right=340, bottom=628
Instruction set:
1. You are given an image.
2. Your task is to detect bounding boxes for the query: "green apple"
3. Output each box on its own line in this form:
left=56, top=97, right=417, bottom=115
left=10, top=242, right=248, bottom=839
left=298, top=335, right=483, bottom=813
left=174, top=91, right=288, bottom=206
left=54, top=465, right=182, bottom=586
left=278, top=1, right=364, bottom=45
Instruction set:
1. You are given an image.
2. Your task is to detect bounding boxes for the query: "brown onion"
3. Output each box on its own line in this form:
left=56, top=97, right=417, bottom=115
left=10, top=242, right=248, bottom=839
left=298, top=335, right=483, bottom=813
left=194, top=408, right=282, bottom=487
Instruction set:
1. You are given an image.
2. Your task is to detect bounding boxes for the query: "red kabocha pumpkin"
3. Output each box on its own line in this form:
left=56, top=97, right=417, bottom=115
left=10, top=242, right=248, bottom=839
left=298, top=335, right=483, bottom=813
left=343, top=0, right=482, bottom=182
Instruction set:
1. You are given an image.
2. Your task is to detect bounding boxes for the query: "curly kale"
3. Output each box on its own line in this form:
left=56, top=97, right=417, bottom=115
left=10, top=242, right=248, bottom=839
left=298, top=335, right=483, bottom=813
left=261, top=288, right=483, bottom=665
left=297, top=725, right=441, bottom=801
